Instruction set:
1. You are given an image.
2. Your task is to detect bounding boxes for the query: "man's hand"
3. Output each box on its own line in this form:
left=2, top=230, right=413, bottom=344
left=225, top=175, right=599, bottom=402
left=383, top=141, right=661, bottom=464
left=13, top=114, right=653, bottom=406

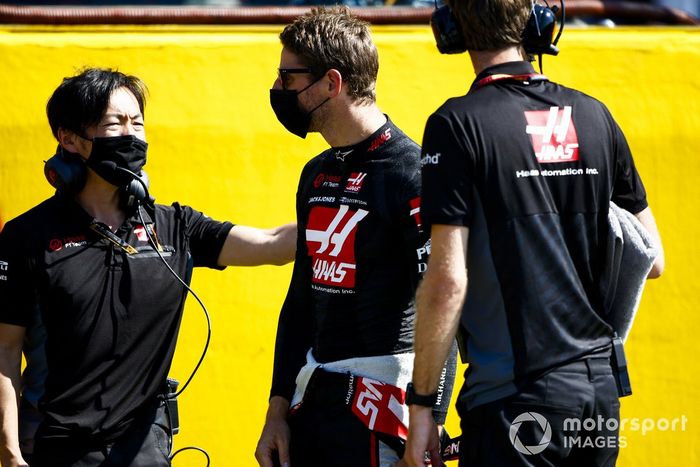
left=255, top=396, right=292, bottom=467
left=0, top=450, right=28, bottom=467
left=255, top=417, right=291, bottom=467
left=403, top=405, right=443, bottom=467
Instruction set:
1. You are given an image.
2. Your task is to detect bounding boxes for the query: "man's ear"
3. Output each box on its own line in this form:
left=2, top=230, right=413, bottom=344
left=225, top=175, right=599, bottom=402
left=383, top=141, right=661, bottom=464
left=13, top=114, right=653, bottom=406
left=325, top=69, right=344, bottom=99
left=57, top=128, right=87, bottom=158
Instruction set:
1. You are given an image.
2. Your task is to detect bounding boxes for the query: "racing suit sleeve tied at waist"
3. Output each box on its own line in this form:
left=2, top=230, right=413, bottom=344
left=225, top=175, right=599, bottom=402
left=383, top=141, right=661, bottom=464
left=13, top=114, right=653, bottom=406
left=290, top=349, right=415, bottom=408
left=291, top=350, right=415, bottom=438
left=301, top=368, right=410, bottom=440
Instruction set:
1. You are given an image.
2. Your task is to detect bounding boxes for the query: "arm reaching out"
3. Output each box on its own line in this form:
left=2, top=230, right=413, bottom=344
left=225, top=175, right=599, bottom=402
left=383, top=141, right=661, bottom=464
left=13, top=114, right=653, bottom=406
left=218, top=223, right=296, bottom=267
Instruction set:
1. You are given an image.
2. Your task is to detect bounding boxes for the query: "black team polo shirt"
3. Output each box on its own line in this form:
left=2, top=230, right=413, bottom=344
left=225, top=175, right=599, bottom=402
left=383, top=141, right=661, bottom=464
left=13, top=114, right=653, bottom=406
left=420, top=61, right=648, bottom=409
left=0, top=194, right=232, bottom=441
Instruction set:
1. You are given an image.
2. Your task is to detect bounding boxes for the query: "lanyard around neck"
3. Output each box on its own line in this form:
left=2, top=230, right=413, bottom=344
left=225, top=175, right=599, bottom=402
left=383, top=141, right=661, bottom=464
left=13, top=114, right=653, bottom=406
left=88, top=220, right=163, bottom=255
left=89, top=221, right=138, bottom=255
left=471, top=73, right=548, bottom=92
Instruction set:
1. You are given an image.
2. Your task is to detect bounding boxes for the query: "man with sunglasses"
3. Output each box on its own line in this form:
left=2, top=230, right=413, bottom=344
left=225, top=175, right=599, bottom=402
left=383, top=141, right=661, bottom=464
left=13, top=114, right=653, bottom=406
left=255, top=7, right=456, bottom=467
left=404, top=0, right=664, bottom=466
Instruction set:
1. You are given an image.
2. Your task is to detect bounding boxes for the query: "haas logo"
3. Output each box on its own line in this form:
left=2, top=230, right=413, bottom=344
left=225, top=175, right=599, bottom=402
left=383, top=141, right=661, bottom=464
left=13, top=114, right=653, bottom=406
left=525, top=106, right=580, bottom=163
left=368, top=128, right=392, bottom=152
left=306, top=205, right=368, bottom=288
left=345, top=173, right=367, bottom=193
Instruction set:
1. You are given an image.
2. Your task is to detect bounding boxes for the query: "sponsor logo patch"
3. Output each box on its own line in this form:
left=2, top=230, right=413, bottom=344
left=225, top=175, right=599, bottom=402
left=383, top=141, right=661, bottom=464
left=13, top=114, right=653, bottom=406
left=345, top=172, right=367, bottom=193
left=368, top=128, right=392, bottom=152
left=48, top=235, right=87, bottom=252
left=416, top=238, right=431, bottom=273
left=335, top=149, right=353, bottom=161
left=351, top=377, right=408, bottom=440
left=525, top=106, right=580, bottom=163
left=409, top=197, right=422, bottom=228
left=421, top=153, right=441, bottom=166
left=314, top=173, right=342, bottom=189
left=134, top=225, right=149, bottom=242
left=0, top=260, right=7, bottom=281
left=306, top=205, right=368, bottom=288
left=309, top=196, right=336, bottom=204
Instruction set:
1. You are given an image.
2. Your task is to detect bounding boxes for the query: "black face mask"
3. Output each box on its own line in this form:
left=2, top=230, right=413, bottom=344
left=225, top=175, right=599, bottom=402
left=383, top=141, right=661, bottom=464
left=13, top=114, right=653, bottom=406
left=86, top=135, right=148, bottom=187
left=269, top=76, right=329, bottom=139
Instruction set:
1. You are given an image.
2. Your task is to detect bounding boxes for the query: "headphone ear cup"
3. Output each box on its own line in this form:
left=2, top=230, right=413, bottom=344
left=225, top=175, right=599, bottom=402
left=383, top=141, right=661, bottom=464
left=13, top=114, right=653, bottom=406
left=121, top=170, right=153, bottom=208
left=431, top=5, right=468, bottom=55
left=523, top=4, right=559, bottom=56
left=44, top=148, right=87, bottom=194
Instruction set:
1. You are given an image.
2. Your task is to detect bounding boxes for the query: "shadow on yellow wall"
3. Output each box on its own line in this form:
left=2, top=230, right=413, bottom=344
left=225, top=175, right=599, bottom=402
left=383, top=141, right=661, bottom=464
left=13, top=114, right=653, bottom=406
left=0, top=25, right=698, bottom=466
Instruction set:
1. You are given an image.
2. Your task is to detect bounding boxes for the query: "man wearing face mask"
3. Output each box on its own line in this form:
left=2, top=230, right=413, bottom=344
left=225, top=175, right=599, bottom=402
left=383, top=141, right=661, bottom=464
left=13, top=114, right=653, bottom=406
left=0, top=68, right=296, bottom=467
left=255, top=7, right=457, bottom=467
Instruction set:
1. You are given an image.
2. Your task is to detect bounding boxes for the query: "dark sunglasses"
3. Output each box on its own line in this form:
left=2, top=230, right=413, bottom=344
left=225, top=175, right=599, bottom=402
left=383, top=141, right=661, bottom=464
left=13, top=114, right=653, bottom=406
left=278, top=67, right=313, bottom=90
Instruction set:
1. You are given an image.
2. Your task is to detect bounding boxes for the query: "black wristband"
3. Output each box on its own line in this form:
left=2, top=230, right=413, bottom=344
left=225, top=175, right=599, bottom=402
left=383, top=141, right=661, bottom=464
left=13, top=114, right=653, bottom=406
left=405, top=382, right=438, bottom=407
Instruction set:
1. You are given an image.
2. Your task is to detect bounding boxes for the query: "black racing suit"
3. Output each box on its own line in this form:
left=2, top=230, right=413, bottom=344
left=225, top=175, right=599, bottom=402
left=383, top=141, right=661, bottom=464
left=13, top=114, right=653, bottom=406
left=270, top=118, right=456, bottom=465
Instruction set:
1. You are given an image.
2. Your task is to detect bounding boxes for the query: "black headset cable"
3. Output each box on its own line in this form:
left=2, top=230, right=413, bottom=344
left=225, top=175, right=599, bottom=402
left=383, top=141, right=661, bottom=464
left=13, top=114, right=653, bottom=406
left=115, top=165, right=212, bottom=465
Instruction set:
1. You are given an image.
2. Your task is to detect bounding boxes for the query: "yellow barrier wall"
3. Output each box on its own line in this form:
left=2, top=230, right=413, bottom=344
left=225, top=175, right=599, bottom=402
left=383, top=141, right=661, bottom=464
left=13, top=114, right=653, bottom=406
left=0, top=25, right=698, bottom=465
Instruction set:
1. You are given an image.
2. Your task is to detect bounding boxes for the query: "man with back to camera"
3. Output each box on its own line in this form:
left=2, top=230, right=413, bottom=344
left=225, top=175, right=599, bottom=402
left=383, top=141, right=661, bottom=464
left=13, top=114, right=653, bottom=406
left=403, top=0, right=664, bottom=466
left=254, top=7, right=456, bottom=466
left=0, top=67, right=296, bottom=467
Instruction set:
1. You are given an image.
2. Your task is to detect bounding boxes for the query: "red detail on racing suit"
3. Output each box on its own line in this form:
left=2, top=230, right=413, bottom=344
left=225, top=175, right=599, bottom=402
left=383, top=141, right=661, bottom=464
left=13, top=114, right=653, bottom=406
left=351, top=376, right=408, bottom=440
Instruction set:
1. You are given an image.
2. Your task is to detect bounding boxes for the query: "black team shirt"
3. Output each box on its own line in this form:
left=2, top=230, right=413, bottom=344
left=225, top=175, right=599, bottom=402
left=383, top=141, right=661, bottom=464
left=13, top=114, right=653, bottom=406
left=0, top=197, right=232, bottom=440
left=420, top=61, right=648, bottom=409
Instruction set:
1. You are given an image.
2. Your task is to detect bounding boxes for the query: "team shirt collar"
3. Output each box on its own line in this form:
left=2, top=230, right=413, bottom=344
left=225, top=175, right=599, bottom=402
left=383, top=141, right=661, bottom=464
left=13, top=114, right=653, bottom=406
left=470, top=61, right=543, bottom=93
left=331, top=115, right=396, bottom=164
left=55, top=192, right=154, bottom=231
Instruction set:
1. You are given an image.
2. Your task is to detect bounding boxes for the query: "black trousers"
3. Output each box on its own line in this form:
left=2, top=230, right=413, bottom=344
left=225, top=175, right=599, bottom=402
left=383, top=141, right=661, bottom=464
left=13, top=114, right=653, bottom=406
left=31, top=403, right=171, bottom=467
left=457, top=351, right=620, bottom=467
left=288, top=369, right=403, bottom=467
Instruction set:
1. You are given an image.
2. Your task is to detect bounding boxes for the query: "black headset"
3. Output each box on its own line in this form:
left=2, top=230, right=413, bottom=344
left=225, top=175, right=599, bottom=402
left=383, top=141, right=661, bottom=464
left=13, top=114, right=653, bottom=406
left=431, top=0, right=565, bottom=59
left=44, top=145, right=153, bottom=207
left=523, top=1, right=564, bottom=57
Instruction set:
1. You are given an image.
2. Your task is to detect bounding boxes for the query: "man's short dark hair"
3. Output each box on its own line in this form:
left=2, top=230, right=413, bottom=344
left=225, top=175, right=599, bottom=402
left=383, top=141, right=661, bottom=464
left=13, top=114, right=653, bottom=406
left=280, top=6, right=379, bottom=104
left=450, top=0, right=532, bottom=51
left=46, top=68, right=147, bottom=140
